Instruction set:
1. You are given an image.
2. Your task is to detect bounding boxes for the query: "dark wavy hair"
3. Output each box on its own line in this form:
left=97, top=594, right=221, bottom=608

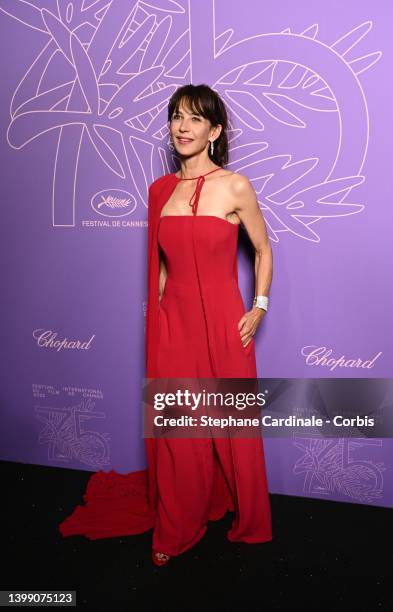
left=167, top=84, right=229, bottom=167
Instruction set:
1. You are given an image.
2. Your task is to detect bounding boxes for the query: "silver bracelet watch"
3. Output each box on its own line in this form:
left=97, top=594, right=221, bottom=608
left=252, top=295, right=269, bottom=312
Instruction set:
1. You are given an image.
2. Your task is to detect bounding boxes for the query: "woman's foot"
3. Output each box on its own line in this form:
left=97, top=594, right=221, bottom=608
left=152, top=549, right=171, bottom=566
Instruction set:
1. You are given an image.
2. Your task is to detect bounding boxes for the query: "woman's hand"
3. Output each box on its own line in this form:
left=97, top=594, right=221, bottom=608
left=237, top=307, right=266, bottom=347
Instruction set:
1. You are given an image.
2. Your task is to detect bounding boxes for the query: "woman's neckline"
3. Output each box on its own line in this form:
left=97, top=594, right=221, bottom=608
left=160, top=214, right=239, bottom=228
left=173, top=167, right=222, bottom=181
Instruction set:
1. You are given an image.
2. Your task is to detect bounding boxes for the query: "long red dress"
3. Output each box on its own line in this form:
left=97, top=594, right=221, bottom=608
left=59, top=169, right=272, bottom=553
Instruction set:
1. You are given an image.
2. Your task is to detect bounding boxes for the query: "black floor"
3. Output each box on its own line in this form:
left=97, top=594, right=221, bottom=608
left=1, top=460, right=392, bottom=611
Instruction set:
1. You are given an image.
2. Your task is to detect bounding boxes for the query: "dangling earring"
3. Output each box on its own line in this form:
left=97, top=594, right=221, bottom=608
left=210, top=140, right=214, bottom=155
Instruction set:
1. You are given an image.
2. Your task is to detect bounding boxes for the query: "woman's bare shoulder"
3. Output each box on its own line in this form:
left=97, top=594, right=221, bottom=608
left=215, top=169, right=250, bottom=184
left=228, top=171, right=252, bottom=187
left=226, top=172, right=255, bottom=200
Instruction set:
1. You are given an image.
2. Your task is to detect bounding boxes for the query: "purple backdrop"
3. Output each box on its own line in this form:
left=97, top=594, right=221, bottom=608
left=1, top=0, right=392, bottom=508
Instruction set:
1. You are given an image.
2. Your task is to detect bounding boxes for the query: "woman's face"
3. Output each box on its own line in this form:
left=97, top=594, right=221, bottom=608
left=169, top=98, right=221, bottom=158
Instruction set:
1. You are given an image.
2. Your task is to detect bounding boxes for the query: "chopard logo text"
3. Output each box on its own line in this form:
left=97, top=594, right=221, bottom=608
left=301, top=346, right=382, bottom=371
left=33, top=329, right=95, bottom=352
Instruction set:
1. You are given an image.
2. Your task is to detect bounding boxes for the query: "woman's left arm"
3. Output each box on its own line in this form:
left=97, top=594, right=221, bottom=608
left=231, top=174, right=273, bottom=348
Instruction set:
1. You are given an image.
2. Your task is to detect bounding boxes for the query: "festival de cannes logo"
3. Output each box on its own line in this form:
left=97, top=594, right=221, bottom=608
left=1, top=1, right=380, bottom=238
left=91, top=189, right=137, bottom=217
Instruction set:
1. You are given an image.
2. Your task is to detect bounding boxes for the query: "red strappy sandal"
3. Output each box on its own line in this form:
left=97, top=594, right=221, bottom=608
left=152, top=549, right=171, bottom=566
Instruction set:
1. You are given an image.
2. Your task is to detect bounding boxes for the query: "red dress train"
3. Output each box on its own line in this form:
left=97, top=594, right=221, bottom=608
left=59, top=170, right=272, bottom=553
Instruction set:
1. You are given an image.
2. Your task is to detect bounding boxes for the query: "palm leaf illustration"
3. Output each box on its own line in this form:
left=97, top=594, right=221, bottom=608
left=1, top=0, right=380, bottom=235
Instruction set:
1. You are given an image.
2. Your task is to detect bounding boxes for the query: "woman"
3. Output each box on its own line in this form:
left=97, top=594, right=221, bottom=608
left=59, top=84, right=273, bottom=567
left=146, top=84, right=273, bottom=565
